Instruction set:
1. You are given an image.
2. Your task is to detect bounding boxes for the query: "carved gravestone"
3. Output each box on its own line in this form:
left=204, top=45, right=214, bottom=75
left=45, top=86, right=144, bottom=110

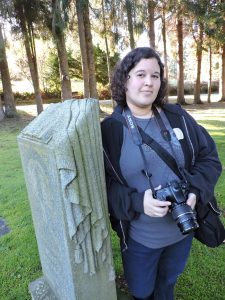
left=17, top=99, right=117, bottom=300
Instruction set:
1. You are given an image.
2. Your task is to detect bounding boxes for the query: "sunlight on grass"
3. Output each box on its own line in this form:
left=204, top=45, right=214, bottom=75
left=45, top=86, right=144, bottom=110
left=100, top=102, right=113, bottom=115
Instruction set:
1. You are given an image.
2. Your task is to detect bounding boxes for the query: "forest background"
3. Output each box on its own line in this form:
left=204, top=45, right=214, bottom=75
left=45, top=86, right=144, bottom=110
left=0, top=0, right=225, bottom=119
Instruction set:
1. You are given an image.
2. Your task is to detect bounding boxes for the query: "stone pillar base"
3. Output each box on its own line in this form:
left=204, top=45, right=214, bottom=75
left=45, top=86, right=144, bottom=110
left=29, top=277, right=57, bottom=300
left=29, top=276, right=132, bottom=300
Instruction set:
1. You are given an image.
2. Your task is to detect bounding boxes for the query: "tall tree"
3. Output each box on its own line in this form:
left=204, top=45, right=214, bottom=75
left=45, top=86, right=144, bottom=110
left=203, top=0, right=225, bottom=102
left=176, top=14, right=186, bottom=104
left=183, top=0, right=225, bottom=103
left=0, top=96, right=4, bottom=120
left=166, top=0, right=187, bottom=104
left=52, top=0, right=72, bottom=100
left=0, top=24, right=17, bottom=118
left=161, top=3, right=168, bottom=82
left=207, top=44, right=212, bottom=103
left=147, top=0, right=156, bottom=48
left=12, top=0, right=43, bottom=114
left=125, top=0, right=135, bottom=49
left=38, top=0, right=73, bottom=100
left=219, top=0, right=225, bottom=101
left=76, top=0, right=89, bottom=97
left=193, top=21, right=204, bottom=104
left=76, top=0, right=98, bottom=99
left=220, top=43, right=225, bottom=101
left=83, top=0, right=98, bottom=98
left=204, top=2, right=225, bottom=102
left=99, top=0, right=143, bottom=53
left=101, top=0, right=112, bottom=91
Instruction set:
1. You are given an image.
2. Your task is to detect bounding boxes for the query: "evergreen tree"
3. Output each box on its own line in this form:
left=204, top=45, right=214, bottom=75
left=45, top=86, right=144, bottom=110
left=52, top=0, right=73, bottom=100
left=76, top=0, right=98, bottom=98
left=3, top=0, right=44, bottom=114
left=0, top=24, right=17, bottom=118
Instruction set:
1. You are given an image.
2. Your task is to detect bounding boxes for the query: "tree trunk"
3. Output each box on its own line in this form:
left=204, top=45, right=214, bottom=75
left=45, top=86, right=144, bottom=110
left=125, top=0, right=135, bottom=49
left=83, top=0, right=98, bottom=99
left=207, top=46, right=212, bottom=103
left=55, top=31, right=72, bottom=100
left=76, top=0, right=90, bottom=98
left=147, top=0, right=156, bottom=49
left=194, top=24, right=203, bottom=105
left=52, top=0, right=72, bottom=101
left=101, top=0, right=112, bottom=97
left=219, top=44, right=225, bottom=102
left=23, top=35, right=43, bottom=114
left=0, top=95, right=5, bottom=121
left=162, top=6, right=168, bottom=100
left=176, top=17, right=185, bottom=105
left=0, top=25, right=17, bottom=117
left=19, top=12, right=43, bottom=114
left=162, top=6, right=168, bottom=81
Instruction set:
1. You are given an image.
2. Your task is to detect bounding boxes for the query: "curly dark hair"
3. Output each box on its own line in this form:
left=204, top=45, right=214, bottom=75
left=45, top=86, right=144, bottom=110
left=111, top=47, right=167, bottom=107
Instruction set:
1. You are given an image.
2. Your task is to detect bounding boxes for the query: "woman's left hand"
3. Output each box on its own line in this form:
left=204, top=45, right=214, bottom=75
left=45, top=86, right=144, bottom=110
left=186, top=193, right=197, bottom=210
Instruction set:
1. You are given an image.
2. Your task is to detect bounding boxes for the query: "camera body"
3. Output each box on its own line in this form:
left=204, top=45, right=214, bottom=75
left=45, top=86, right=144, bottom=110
left=155, top=180, right=199, bottom=234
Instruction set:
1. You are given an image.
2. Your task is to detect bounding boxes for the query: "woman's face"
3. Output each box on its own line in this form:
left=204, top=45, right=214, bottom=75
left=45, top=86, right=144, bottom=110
left=125, top=58, right=161, bottom=115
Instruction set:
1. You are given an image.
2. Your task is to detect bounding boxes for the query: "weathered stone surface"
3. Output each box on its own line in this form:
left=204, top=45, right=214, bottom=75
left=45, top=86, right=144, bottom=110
left=18, top=99, right=117, bottom=300
left=29, top=277, right=57, bottom=300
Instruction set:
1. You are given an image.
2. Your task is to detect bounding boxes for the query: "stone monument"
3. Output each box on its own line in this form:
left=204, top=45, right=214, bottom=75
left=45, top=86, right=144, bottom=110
left=17, top=99, right=117, bottom=300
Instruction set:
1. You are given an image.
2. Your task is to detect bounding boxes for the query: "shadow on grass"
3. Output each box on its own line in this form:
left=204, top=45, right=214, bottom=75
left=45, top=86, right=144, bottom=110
left=197, top=119, right=225, bottom=142
left=0, top=111, right=35, bottom=133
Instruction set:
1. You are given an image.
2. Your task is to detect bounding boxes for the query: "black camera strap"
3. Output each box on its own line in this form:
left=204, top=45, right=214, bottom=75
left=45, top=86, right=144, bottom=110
left=152, top=105, right=187, bottom=181
left=111, top=107, right=186, bottom=184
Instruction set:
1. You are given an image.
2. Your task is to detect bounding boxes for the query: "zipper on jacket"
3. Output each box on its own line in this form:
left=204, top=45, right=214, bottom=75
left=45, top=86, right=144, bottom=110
left=208, top=202, right=222, bottom=216
left=103, top=149, right=124, bottom=185
left=120, top=221, right=128, bottom=252
left=182, top=116, right=195, bottom=166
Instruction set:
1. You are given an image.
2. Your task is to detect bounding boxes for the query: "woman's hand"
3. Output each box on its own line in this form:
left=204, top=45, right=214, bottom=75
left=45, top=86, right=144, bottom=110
left=143, top=188, right=171, bottom=217
left=186, top=193, right=197, bottom=210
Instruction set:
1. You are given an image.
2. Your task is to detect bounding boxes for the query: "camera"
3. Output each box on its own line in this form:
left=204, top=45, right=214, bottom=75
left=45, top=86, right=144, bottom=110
left=155, top=180, right=199, bottom=235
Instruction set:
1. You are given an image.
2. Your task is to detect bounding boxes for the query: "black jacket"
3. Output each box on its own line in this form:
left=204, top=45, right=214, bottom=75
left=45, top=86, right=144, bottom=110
left=101, top=104, right=222, bottom=249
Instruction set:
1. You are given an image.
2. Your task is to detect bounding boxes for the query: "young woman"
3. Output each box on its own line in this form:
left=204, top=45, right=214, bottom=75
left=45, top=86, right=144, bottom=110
left=101, top=47, right=222, bottom=300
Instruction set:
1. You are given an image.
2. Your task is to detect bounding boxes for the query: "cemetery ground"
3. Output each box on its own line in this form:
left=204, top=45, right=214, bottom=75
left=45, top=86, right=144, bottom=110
left=0, top=101, right=225, bottom=300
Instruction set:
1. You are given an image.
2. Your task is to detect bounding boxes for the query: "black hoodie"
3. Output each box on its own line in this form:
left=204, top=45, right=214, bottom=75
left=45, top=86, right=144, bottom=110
left=101, top=103, right=222, bottom=250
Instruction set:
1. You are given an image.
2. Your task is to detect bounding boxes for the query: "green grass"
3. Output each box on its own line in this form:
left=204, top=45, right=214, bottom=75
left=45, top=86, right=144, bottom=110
left=0, top=107, right=225, bottom=300
left=0, top=113, right=42, bottom=300
left=174, top=115, right=225, bottom=300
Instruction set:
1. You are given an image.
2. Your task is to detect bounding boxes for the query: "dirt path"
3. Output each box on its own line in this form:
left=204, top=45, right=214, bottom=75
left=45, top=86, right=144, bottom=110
left=182, top=102, right=225, bottom=120
left=17, top=101, right=225, bottom=120
left=1, top=101, right=225, bottom=132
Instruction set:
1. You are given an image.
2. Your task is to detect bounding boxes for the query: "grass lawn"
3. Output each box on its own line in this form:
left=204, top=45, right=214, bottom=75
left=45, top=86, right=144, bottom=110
left=0, top=103, right=225, bottom=300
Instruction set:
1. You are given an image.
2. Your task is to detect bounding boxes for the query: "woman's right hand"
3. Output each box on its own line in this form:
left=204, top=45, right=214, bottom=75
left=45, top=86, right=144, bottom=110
left=143, top=189, right=171, bottom=217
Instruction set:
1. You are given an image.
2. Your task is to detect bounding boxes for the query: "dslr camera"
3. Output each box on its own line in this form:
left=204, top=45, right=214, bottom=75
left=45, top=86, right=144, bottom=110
left=155, top=180, right=199, bottom=235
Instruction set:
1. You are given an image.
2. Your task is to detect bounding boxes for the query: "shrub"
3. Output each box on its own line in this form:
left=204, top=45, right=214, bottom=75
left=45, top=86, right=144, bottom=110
left=72, top=91, right=83, bottom=99
left=168, top=80, right=219, bottom=96
left=14, top=92, right=61, bottom=105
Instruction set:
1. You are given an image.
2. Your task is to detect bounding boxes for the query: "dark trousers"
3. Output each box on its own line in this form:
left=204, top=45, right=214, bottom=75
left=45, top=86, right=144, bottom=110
left=122, top=235, right=193, bottom=300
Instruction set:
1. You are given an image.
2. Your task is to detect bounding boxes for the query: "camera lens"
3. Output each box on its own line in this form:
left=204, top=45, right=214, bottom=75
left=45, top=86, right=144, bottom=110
left=178, top=217, right=199, bottom=235
left=171, top=203, right=199, bottom=235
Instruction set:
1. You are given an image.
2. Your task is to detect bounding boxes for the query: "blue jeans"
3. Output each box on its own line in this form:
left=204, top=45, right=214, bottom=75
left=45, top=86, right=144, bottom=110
left=121, top=235, right=193, bottom=300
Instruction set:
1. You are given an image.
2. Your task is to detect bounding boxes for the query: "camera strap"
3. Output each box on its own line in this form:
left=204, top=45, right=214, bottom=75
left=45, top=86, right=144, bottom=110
left=112, top=107, right=186, bottom=184
left=152, top=105, right=187, bottom=181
